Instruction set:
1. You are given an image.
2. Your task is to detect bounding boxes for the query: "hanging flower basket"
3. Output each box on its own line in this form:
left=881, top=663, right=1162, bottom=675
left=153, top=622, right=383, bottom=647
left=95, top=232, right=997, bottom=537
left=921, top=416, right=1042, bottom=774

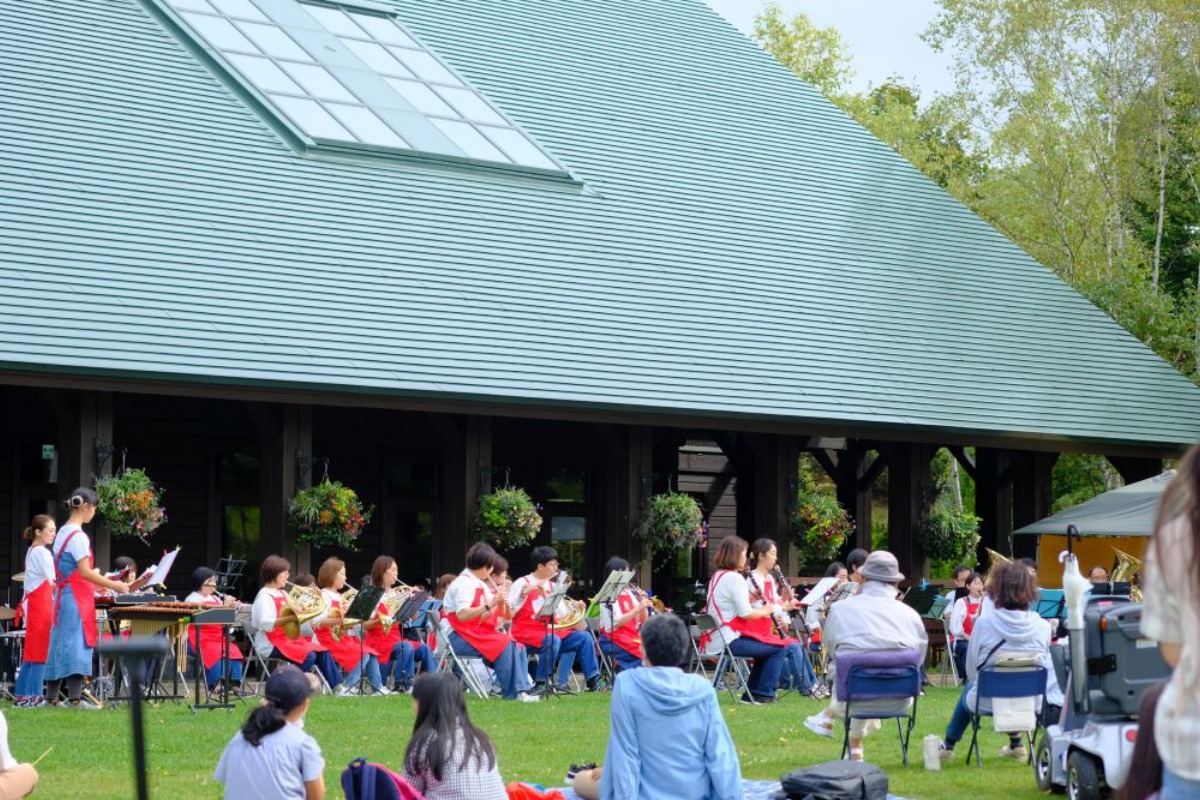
left=471, top=487, right=543, bottom=550
left=288, top=479, right=374, bottom=551
left=791, top=494, right=854, bottom=563
left=95, top=468, right=167, bottom=541
left=918, top=505, right=981, bottom=563
left=634, top=492, right=704, bottom=553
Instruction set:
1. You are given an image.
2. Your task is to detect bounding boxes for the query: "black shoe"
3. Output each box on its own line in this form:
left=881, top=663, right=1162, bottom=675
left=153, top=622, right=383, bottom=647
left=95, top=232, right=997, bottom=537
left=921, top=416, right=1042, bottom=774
left=586, top=675, right=607, bottom=692
left=530, top=682, right=548, bottom=696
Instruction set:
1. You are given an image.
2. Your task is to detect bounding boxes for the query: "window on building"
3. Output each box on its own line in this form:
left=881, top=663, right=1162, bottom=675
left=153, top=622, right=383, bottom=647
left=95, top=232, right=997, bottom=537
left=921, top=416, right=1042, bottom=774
left=161, top=0, right=563, bottom=173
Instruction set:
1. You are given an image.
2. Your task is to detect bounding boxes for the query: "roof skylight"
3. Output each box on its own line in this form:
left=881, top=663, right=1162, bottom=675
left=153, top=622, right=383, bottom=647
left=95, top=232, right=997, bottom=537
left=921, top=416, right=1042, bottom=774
left=162, top=0, right=563, bottom=172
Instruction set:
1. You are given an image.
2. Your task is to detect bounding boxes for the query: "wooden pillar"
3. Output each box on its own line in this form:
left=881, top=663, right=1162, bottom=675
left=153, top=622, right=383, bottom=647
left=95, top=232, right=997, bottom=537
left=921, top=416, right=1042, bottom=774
left=431, top=414, right=491, bottom=577
left=253, top=403, right=313, bottom=572
left=739, top=434, right=799, bottom=570
left=1107, top=456, right=1162, bottom=485
left=832, top=441, right=879, bottom=552
left=886, top=443, right=932, bottom=580
left=53, top=390, right=115, bottom=569
left=595, top=424, right=652, bottom=586
left=1012, top=451, right=1058, bottom=560
left=975, top=447, right=1013, bottom=567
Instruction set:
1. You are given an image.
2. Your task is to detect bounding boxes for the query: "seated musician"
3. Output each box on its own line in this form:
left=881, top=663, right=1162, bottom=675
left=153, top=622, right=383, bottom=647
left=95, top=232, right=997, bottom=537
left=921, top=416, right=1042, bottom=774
left=314, top=558, right=385, bottom=696
left=442, top=543, right=540, bottom=702
left=110, top=556, right=154, bottom=592
left=361, top=556, right=437, bottom=693
left=598, top=556, right=648, bottom=672
left=746, top=539, right=817, bottom=697
left=250, top=556, right=339, bottom=689
left=704, top=536, right=787, bottom=704
left=185, top=567, right=244, bottom=692
left=507, top=546, right=604, bottom=693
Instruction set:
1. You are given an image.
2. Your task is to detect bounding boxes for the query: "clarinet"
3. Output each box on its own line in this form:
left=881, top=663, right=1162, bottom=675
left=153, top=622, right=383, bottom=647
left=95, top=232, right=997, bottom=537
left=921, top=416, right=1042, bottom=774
left=772, top=566, right=809, bottom=639
left=748, top=570, right=788, bottom=640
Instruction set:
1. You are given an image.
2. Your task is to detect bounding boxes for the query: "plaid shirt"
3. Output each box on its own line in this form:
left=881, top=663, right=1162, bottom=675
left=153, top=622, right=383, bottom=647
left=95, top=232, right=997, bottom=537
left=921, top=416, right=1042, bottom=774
left=1141, top=515, right=1200, bottom=780
left=403, top=730, right=507, bottom=800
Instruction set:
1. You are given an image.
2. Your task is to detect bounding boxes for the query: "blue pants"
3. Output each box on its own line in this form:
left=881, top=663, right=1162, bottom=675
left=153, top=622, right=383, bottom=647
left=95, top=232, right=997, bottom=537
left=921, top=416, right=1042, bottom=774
left=953, top=639, right=969, bottom=684
left=1162, top=767, right=1200, bottom=800
left=532, top=633, right=562, bottom=682
left=556, top=630, right=600, bottom=685
left=449, top=631, right=523, bottom=700
left=188, top=643, right=244, bottom=689
left=15, top=661, right=45, bottom=698
left=943, top=683, right=974, bottom=746
left=386, top=641, right=437, bottom=688
left=271, top=648, right=341, bottom=690
left=728, top=637, right=786, bottom=701
left=598, top=634, right=643, bottom=671
left=780, top=642, right=816, bottom=693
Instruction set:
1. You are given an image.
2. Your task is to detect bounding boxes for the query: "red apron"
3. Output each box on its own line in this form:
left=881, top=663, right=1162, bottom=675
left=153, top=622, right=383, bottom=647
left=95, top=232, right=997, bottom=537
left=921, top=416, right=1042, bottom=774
left=53, top=531, right=97, bottom=648
left=447, top=585, right=512, bottom=662
left=705, top=570, right=775, bottom=647
left=188, top=598, right=245, bottom=670
left=313, top=596, right=379, bottom=671
left=510, top=580, right=562, bottom=649
left=265, top=593, right=323, bottom=663
left=963, top=599, right=981, bottom=638
left=21, top=581, right=53, bottom=662
left=608, top=589, right=644, bottom=660
left=363, top=599, right=403, bottom=665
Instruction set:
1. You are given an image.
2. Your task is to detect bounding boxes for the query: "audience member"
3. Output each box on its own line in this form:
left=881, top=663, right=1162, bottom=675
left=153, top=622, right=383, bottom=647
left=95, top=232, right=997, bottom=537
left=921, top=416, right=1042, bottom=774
left=1115, top=681, right=1166, bottom=800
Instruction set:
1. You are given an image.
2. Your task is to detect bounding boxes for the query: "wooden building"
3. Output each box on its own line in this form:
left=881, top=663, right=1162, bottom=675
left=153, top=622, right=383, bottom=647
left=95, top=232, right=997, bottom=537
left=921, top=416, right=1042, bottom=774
left=2, top=0, right=1198, bottom=599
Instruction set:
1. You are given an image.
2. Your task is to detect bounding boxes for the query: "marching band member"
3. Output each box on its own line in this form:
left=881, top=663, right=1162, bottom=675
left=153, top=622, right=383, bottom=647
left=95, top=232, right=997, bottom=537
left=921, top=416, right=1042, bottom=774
left=13, top=515, right=56, bottom=707
left=597, top=556, right=648, bottom=672
left=361, top=556, right=436, bottom=693
left=43, top=487, right=131, bottom=708
left=250, top=555, right=339, bottom=690
left=313, top=558, right=384, bottom=695
left=185, top=567, right=245, bottom=692
left=704, top=536, right=787, bottom=704
left=746, top=538, right=818, bottom=697
left=948, top=571, right=985, bottom=684
left=442, top=543, right=539, bottom=702
left=508, top=546, right=604, bottom=692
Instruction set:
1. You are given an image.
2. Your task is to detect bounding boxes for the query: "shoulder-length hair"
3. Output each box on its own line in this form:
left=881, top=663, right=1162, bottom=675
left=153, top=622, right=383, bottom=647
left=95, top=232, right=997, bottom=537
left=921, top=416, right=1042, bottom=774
left=712, top=536, right=748, bottom=571
left=404, top=672, right=497, bottom=781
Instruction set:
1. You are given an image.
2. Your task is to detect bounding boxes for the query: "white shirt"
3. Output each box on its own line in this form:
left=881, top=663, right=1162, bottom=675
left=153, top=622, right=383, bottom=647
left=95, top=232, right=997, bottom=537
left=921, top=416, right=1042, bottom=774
left=51, top=524, right=90, bottom=565
left=507, top=575, right=544, bottom=615
left=824, top=581, right=928, bottom=663
left=706, top=570, right=754, bottom=651
left=443, top=571, right=490, bottom=615
left=599, top=588, right=640, bottom=633
left=23, top=546, right=54, bottom=593
left=949, top=594, right=985, bottom=640
left=251, top=587, right=283, bottom=659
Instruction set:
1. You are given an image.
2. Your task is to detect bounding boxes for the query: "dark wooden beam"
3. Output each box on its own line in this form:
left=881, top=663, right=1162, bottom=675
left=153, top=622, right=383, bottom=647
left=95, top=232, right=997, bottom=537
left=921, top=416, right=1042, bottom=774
left=948, top=445, right=978, bottom=482
left=885, top=443, right=932, bottom=579
left=1107, top=456, right=1163, bottom=485
left=1012, top=450, right=1058, bottom=560
left=254, top=403, right=312, bottom=572
left=54, top=390, right=115, bottom=569
left=832, top=441, right=875, bottom=551
left=431, top=415, right=491, bottom=576
left=595, top=424, right=653, bottom=585
left=975, top=447, right=1014, bottom=567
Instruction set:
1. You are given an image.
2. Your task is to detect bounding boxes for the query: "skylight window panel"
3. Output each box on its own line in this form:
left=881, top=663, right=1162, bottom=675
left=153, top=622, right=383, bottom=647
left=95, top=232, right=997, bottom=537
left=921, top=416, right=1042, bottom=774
left=430, top=118, right=509, bottom=163
left=340, top=39, right=411, bottom=77
left=392, top=49, right=458, bottom=85
left=436, top=86, right=504, bottom=125
left=326, top=104, right=409, bottom=147
left=301, top=5, right=363, bottom=38
left=481, top=126, right=558, bottom=170
left=347, top=12, right=418, bottom=48
left=385, top=79, right=456, bottom=117
left=272, top=95, right=353, bottom=139
left=169, top=0, right=216, bottom=12
left=227, top=53, right=304, bottom=94
left=281, top=63, right=356, bottom=102
left=184, top=13, right=260, bottom=52
left=209, top=0, right=269, bottom=22
left=237, top=22, right=312, bottom=61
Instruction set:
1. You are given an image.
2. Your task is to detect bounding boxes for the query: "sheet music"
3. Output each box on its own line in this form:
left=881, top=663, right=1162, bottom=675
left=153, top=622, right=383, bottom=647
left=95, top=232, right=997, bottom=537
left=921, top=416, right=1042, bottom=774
left=146, top=546, right=180, bottom=586
left=800, top=576, right=838, bottom=607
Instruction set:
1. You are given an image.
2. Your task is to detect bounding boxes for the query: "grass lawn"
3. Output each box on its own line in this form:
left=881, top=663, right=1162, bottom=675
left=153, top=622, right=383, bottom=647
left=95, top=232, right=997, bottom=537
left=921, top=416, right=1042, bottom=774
left=7, top=684, right=1049, bottom=799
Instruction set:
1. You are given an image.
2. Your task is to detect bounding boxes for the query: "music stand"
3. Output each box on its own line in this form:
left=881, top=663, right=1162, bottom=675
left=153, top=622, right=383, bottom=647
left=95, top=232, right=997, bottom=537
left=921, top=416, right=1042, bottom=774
left=594, top=569, right=634, bottom=659
left=214, top=555, right=246, bottom=596
left=534, top=581, right=572, bottom=697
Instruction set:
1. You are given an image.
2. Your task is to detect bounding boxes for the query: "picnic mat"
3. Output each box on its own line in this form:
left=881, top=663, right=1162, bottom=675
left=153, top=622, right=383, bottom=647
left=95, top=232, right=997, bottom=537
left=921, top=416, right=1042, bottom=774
left=556, top=779, right=913, bottom=799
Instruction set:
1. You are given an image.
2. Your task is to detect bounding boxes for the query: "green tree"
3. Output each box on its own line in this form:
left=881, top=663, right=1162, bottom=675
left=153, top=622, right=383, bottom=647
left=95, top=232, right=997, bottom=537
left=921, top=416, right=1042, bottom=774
left=752, top=2, right=854, bottom=97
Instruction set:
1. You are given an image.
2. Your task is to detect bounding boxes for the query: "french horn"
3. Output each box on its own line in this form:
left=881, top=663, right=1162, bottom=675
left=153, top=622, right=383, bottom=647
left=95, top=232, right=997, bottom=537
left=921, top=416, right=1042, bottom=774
left=277, top=582, right=330, bottom=640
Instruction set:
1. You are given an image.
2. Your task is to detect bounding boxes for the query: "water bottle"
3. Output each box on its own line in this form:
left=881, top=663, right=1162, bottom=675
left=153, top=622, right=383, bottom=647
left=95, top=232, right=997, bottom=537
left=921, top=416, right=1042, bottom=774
left=923, top=734, right=942, bottom=770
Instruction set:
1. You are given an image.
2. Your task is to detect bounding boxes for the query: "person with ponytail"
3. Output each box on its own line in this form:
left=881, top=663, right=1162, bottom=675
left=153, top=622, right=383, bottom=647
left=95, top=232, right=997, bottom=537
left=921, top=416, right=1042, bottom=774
left=215, top=665, right=324, bottom=800
left=12, top=515, right=56, bottom=707
left=402, top=671, right=506, bottom=800
left=44, top=487, right=130, bottom=708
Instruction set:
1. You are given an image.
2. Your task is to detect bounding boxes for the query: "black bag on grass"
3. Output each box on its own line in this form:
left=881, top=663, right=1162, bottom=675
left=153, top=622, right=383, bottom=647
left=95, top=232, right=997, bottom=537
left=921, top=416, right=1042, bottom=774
left=779, top=760, right=888, bottom=800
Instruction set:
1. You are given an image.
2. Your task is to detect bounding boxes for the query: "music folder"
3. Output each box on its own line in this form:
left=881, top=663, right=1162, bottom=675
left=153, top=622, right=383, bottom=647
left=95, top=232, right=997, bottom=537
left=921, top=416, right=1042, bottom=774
left=594, top=569, right=634, bottom=605
left=345, top=585, right=385, bottom=622
left=535, top=581, right=570, bottom=621
left=395, top=591, right=430, bottom=625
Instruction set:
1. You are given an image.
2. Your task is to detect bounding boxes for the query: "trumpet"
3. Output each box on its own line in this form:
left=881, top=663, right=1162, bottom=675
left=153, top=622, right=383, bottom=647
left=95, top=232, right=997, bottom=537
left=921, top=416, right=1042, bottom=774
left=277, top=581, right=330, bottom=640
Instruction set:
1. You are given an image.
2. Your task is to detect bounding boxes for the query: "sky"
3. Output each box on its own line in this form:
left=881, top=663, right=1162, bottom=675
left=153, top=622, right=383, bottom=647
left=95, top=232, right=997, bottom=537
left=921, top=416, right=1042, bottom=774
left=702, top=0, right=958, bottom=100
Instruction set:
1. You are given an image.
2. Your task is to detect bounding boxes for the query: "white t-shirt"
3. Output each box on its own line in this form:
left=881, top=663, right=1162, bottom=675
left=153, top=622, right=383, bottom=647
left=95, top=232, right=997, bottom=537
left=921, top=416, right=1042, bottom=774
left=443, top=571, right=490, bottom=615
left=707, top=570, right=753, bottom=651
left=599, top=588, right=640, bottom=633
left=51, top=524, right=90, bottom=565
left=215, top=721, right=324, bottom=800
left=23, top=546, right=55, bottom=593
left=251, top=588, right=283, bottom=659
left=507, top=575, right=544, bottom=616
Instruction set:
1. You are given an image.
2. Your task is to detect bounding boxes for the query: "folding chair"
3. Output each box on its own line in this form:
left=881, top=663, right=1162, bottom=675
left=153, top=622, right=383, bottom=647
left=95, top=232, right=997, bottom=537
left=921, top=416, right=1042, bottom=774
left=692, top=614, right=753, bottom=701
left=587, top=617, right=616, bottom=683
left=836, top=650, right=923, bottom=766
left=966, top=665, right=1048, bottom=767
left=942, top=618, right=960, bottom=687
left=435, top=627, right=491, bottom=699
left=241, top=620, right=332, bottom=696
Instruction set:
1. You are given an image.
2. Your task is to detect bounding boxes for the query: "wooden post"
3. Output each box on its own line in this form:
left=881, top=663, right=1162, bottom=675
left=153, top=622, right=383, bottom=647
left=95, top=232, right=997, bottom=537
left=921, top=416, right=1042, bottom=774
left=975, top=447, right=1013, bottom=567
left=53, top=390, right=114, bottom=569
left=740, top=434, right=799, bottom=572
left=253, top=403, right=312, bottom=572
left=1012, top=451, right=1058, bottom=560
left=1107, top=456, right=1163, bottom=485
left=431, top=414, right=492, bottom=577
left=594, top=424, right=652, bottom=586
left=885, top=443, right=932, bottom=580
left=832, top=441, right=878, bottom=552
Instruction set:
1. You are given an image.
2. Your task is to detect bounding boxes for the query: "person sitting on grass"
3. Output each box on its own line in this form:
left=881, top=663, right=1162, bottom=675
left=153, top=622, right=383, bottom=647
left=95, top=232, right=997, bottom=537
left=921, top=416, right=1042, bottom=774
left=938, top=561, right=1064, bottom=763
left=215, top=665, right=325, bottom=800
left=402, top=671, right=507, bottom=800
left=572, top=613, right=741, bottom=800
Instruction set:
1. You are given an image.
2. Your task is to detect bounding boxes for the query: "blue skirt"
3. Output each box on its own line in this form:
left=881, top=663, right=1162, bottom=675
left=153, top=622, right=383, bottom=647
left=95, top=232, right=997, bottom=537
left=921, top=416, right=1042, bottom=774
left=45, top=584, right=93, bottom=680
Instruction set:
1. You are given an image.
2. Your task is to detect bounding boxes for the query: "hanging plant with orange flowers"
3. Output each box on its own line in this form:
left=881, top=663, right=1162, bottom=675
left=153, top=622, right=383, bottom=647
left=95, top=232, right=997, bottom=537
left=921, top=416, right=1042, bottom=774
left=288, top=480, right=374, bottom=550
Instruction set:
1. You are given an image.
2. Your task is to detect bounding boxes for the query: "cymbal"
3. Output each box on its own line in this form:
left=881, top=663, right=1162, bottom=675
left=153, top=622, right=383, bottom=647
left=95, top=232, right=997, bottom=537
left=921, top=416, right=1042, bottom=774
left=11, top=573, right=24, bottom=583
left=0, top=608, right=16, bottom=621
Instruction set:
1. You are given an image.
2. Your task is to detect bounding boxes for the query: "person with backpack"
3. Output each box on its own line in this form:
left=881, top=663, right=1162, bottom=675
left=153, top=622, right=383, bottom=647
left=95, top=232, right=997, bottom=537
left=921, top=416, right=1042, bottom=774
left=402, top=672, right=507, bottom=800
left=215, top=665, right=325, bottom=800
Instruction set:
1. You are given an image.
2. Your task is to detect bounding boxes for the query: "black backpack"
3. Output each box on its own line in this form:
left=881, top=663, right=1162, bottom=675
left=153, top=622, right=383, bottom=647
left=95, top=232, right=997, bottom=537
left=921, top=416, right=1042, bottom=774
left=777, top=761, right=888, bottom=800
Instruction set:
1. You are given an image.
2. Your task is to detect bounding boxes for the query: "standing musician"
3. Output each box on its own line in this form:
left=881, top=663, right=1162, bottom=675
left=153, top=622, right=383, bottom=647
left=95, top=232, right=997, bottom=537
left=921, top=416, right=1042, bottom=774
left=442, top=543, right=539, bottom=702
left=746, top=538, right=818, bottom=698
left=185, top=567, right=245, bottom=692
left=250, top=555, right=339, bottom=689
left=948, top=570, right=985, bottom=684
left=597, top=556, right=649, bottom=672
left=314, top=557, right=384, bottom=695
left=362, top=556, right=437, bottom=693
left=13, top=515, right=56, bottom=707
left=508, top=546, right=604, bottom=692
left=704, top=536, right=787, bottom=704
left=44, top=487, right=131, bottom=708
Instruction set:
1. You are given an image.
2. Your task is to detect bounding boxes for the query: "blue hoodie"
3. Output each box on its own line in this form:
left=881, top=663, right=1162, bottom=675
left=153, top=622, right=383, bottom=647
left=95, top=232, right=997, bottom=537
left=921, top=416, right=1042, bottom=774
left=599, top=667, right=742, bottom=800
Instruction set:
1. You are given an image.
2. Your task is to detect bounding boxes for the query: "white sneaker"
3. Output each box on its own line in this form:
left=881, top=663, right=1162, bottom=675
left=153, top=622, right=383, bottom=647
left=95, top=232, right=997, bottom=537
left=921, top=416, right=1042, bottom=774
left=516, top=691, right=541, bottom=703
left=804, top=713, right=833, bottom=737
left=373, top=686, right=392, bottom=696
left=998, top=743, right=1028, bottom=761
left=335, top=685, right=353, bottom=697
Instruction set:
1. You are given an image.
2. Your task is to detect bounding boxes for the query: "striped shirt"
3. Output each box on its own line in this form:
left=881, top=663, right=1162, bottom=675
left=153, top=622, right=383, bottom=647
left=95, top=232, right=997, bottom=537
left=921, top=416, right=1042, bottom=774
left=1141, top=515, right=1200, bottom=781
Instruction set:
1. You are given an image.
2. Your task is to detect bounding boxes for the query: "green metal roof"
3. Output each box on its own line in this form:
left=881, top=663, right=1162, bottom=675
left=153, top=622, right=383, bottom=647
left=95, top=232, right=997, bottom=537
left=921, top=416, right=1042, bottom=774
left=2, top=0, right=1199, bottom=450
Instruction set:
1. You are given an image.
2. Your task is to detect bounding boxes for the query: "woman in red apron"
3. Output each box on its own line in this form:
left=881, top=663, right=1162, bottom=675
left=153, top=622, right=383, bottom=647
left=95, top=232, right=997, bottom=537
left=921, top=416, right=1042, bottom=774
left=13, top=515, right=56, bottom=706
left=43, top=487, right=131, bottom=708
left=747, top=538, right=821, bottom=697
left=362, top=556, right=437, bottom=693
left=949, top=571, right=985, bottom=683
left=249, top=555, right=339, bottom=690
left=184, top=566, right=244, bottom=692
left=443, top=543, right=538, bottom=702
left=314, top=557, right=383, bottom=695
left=704, top=535, right=787, bottom=704
left=597, top=556, right=648, bottom=672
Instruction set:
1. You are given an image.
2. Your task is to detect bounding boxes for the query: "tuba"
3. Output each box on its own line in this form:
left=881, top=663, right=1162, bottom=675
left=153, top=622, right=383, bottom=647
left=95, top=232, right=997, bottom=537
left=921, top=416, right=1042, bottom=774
left=1110, top=547, right=1143, bottom=602
left=277, top=582, right=330, bottom=640
left=984, top=548, right=1012, bottom=585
